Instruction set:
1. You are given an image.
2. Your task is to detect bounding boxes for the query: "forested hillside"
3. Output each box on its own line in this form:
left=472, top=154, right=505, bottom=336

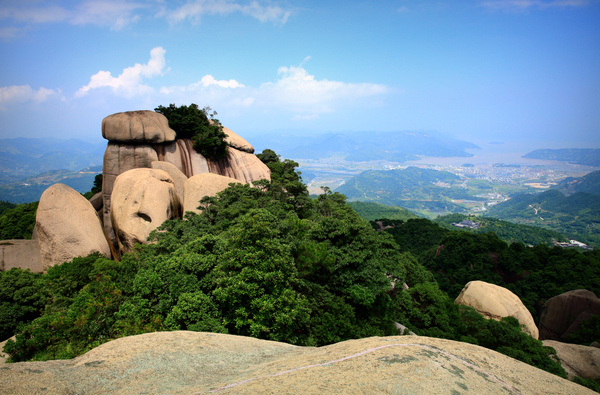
left=336, top=167, right=472, bottom=216
left=484, top=189, right=600, bottom=248
left=2, top=152, right=599, bottom=390
left=523, top=149, right=600, bottom=167
left=435, top=213, right=568, bottom=247
left=553, top=170, right=600, bottom=196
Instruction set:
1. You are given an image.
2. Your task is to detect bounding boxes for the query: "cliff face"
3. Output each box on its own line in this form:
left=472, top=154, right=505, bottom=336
left=0, top=332, right=594, bottom=394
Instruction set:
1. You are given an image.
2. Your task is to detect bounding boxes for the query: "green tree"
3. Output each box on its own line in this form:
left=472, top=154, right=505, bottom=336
left=155, top=104, right=229, bottom=160
left=0, top=202, right=38, bottom=239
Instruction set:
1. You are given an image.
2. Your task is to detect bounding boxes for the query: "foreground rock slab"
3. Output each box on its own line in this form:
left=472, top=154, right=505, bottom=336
left=0, top=332, right=592, bottom=394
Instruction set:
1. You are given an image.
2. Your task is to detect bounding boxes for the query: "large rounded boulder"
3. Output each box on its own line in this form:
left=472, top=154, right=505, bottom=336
left=183, top=173, right=241, bottom=215
left=102, top=110, right=176, bottom=143
left=543, top=340, right=600, bottom=380
left=455, top=280, right=539, bottom=339
left=111, top=168, right=181, bottom=252
left=539, top=289, right=600, bottom=341
left=36, top=183, right=111, bottom=271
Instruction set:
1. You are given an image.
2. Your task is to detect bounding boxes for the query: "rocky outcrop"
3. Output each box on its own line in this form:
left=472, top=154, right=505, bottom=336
left=154, top=139, right=209, bottom=177
left=111, top=169, right=181, bottom=252
left=539, top=289, right=600, bottom=341
left=35, top=184, right=110, bottom=271
left=102, top=110, right=176, bottom=143
left=102, top=143, right=159, bottom=244
left=100, top=110, right=270, bottom=252
left=543, top=340, right=600, bottom=380
left=0, top=240, right=42, bottom=273
left=223, top=126, right=254, bottom=153
left=207, top=147, right=271, bottom=183
left=183, top=173, right=241, bottom=215
left=3, top=110, right=271, bottom=270
left=154, top=139, right=268, bottom=182
left=0, top=332, right=593, bottom=394
left=455, top=280, right=539, bottom=339
left=151, top=161, right=187, bottom=205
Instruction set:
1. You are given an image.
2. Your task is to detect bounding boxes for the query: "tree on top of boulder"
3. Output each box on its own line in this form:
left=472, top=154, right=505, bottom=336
left=155, top=104, right=229, bottom=160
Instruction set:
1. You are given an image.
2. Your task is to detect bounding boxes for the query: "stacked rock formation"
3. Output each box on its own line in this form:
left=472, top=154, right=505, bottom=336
left=455, top=280, right=539, bottom=339
left=101, top=110, right=270, bottom=250
left=0, top=110, right=270, bottom=272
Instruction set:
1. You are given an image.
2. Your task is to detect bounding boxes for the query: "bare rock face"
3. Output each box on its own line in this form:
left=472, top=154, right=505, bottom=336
left=111, top=169, right=181, bottom=252
left=208, top=147, right=271, bottom=184
left=36, top=184, right=111, bottom=271
left=151, top=161, right=188, bottom=206
left=102, top=111, right=176, bottom=143
left=102, top=143, right=159, bottom=244
left=543, top=340, right=600, bottom=380
left=0, top=332, right=594, bottom=394
left=455, top=280, right=539, bottom=339
left=183, top=173, right=241, bottom=215
left=223, top=126, right=254, bottom=153
left=155, top=139, right=209, bottom=178
left=539, top=289, right=600, bottom=341
left=0, top=240, right=42, bottom=273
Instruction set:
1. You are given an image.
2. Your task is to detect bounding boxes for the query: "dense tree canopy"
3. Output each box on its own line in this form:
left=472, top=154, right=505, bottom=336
left=155, top=104, right=229, bottom=160
left=1, top=150, right=579, bottom=386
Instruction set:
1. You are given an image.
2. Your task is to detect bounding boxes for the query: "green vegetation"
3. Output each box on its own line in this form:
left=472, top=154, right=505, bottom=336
left=348, top=201, right=420, bottom=221
left=336, top=167, right=475, bottom=217
left=155, top=104, right=229, bottom=160
left=435, top=213, right=568, bottom=246
left=0, top=202, right=38, bottom=240
left=1, top=150, right=568, bottom=382
left=523, top=149, right=600, bottom=167
left=0, top=268, right=44, bottom=340
left=554, top=170, right=600, bottom=196
left=82, top=174, right=102, bottom=200
left=379, top=218, right=600, bottom=319
left=484, top=189, right=600, bottom=248
left=0, top=200, right=16, bottom=215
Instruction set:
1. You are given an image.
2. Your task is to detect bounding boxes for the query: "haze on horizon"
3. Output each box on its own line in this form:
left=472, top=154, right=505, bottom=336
left=1, top=0, right=599, bottom=151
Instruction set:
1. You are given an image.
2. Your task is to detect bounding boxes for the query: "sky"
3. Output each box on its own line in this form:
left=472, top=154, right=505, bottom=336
left=1, top=0, right=599, bottom=149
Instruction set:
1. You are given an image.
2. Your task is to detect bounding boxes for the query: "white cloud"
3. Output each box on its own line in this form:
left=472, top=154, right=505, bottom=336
left=76, top=47, right=167, bottom=98
left=199, top=75, right=245, bottom=88
left=0, top=85, right=61, bottom=110
left=0, top=0, right=147, bottom=32
left=158, top=62, right=388, bottom=122
left=258, top=65, right=388, bottom=114
left=480, top=0, right=591, bottom=11
left=167, top=0, right=292, bottom=25
left=70, top=0, right=146, bottom=30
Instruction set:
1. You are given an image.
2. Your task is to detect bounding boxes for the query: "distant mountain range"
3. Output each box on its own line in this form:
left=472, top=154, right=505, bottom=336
left=0, top=167, right=101, bottom=204
left=522, top=148, right=600, bottom=167
left=251, top=130, right=479, bottom=161
left=0, top=137, right=105, bottom=185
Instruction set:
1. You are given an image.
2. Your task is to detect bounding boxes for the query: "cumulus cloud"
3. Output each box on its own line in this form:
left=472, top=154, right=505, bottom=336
left=0, top=85, right=61, bottom=110
left=76, top=47, right=167, bottom=98
left=167, top=0, right=292, bottom=25
left=157, top=61, right=388, bottom=122
left=480, top=0, right=591, bottom=11
left=257, top=65, right=388, bottom=115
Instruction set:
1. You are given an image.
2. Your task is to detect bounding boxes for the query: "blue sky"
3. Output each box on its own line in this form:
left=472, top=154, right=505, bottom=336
left=1, top=0, right=599, bottom=149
